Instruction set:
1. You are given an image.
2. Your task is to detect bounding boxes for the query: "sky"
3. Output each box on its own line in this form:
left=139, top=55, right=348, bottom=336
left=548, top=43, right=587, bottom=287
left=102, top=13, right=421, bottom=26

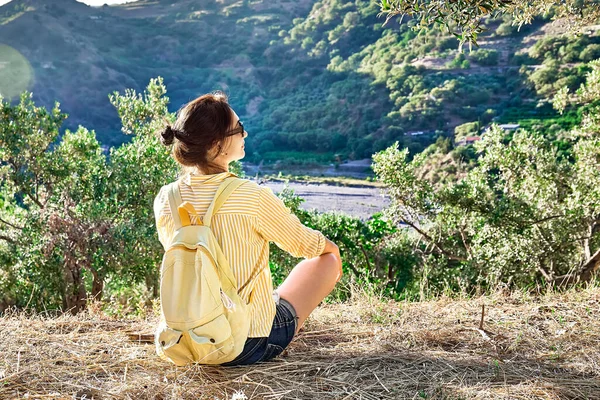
left=0, top=0, right=139, bottom=6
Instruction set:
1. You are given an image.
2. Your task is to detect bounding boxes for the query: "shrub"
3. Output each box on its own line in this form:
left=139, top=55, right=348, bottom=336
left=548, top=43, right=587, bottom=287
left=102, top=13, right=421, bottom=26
left=580, top=44, right=600, bottom=62
left=269, top=185, right=418, bottom=299
left=454, top=121, right=479, bottom=139
left=495, top=21, right=519, bottom=37
left=469, top=49, right=499, bottom=66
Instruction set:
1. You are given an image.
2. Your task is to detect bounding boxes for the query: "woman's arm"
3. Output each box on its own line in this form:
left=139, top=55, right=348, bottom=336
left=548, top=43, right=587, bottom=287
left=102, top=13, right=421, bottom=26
left=255, top=185, right=343, bottom=281
left=256, top=186, right=326, bottom=259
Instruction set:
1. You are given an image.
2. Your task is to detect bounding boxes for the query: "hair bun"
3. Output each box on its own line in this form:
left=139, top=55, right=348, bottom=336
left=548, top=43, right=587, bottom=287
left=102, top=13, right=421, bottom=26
left=160, top=125, right=176, bottom=146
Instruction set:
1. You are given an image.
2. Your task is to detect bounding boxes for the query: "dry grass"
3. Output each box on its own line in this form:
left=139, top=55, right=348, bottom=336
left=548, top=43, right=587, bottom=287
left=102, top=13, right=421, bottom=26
left=1, top=286, right=599, bottom=399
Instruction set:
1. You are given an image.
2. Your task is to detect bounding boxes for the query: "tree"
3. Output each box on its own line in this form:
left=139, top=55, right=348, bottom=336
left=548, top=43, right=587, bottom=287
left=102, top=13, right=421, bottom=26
left=0, top=93, right=114, bottom=312
left=373, top=62, right=600, bottom=289
left=105, top=78, right=178, bottom=304
left=0, top=77, right=243, bottom=313
left=379, top=0, right=600, bottom=47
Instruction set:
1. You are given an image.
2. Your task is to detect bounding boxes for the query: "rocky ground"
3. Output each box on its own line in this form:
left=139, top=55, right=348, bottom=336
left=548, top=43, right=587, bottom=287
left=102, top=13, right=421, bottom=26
left=262, top=180, right=389, bottom=220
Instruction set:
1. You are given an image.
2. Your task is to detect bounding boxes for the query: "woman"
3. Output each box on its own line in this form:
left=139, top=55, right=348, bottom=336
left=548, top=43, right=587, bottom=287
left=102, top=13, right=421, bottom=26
left=154, top=91, right=342, bottom=365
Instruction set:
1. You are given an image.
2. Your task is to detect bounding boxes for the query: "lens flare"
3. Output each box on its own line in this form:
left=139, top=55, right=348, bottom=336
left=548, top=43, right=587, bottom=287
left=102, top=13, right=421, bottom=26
left=0, top=44, right=33, bottom=100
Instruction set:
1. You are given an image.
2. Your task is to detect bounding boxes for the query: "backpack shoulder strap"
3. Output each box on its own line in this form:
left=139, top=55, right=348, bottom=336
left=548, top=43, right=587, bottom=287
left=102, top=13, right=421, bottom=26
left=167, top=180, right=184, bottom=230
left=203, top=177, right=248, bottom=227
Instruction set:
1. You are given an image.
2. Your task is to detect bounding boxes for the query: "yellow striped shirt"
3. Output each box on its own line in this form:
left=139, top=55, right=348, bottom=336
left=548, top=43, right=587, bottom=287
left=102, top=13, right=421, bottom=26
left=153, top=171, right=326, bottom=337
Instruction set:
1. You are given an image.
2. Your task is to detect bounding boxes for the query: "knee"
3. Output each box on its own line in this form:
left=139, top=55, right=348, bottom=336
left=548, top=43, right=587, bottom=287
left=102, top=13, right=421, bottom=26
left=334, top=253, right=343, bottom=282
left=322, top=252, right=342, bottom=283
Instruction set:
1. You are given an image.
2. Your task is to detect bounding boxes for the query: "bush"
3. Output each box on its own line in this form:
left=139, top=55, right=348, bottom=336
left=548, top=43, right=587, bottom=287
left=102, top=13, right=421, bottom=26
left=446, top=52, right=467, bottom=69
left=269, top=185, right=418, bottom=299
left=454, top=121, right=479, bottom=139
left=580, top=44, right=600, bottom=62
left=510, top=52, right=536, bottom=66
left=469, top=49, right=499, bottom=66
left=372, top=108, right=600, bottom=291
left=495, top=21, right=519, bottom=37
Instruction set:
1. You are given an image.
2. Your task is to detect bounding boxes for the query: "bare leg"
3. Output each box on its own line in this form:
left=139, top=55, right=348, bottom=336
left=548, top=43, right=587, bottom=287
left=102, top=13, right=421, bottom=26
left=276, top=252, right=341, bottom=334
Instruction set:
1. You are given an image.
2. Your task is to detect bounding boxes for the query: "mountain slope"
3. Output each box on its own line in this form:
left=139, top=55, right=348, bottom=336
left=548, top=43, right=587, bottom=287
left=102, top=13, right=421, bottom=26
left=0, top=0, right=597, bottom=160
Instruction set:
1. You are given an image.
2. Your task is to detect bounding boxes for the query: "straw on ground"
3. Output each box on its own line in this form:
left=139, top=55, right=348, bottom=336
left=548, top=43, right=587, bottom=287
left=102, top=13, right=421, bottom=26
left=1, top=287, right=599, bottom=399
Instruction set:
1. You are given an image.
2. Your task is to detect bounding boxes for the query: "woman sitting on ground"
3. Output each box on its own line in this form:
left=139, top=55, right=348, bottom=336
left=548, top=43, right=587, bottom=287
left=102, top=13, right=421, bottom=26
left=154, top=91, right=342, bottom=365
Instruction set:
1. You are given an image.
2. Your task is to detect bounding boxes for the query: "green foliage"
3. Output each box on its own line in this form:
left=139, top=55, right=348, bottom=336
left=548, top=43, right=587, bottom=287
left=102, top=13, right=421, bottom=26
left=257, top=151, right=336, bottom=166
left=580, top=44, right=600, bottom=62
left=373, top=107, right=600, bottom=290
left=498, top=102, right=582, bottom=138
left=372, top=62, right=600, bottom=289
left=0, top=78, right=245, bottom=313
left=2, top=0, right=595, bottom=167
left=454, top=122, right=480, bottom=139
left=529, top=35, right=600, bottom=64
left=268, top=184, right=416, bottom=299
left=446, top=53, right=470, bottom=69
left=527, top=61, right=589, bottom=97
left=258, top=139, right=275, bottom=154
left=379, top=0, right=599, bottom=47
left=495, top=20, right=520, bottom=37
left=0, top=92, right=113, bottom=312
left=469, top=49, right=499, bottom=66
left=1, top=0, right=600, bottom=311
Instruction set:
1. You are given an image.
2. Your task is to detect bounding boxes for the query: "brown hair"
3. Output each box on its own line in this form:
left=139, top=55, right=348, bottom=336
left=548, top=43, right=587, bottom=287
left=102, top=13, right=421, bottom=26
left=159, top=91, right=234, bottom=175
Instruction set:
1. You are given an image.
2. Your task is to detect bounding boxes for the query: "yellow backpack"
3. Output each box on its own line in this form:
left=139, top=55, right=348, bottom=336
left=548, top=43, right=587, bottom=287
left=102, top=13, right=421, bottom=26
left=154, top=177, right=251, bottom=366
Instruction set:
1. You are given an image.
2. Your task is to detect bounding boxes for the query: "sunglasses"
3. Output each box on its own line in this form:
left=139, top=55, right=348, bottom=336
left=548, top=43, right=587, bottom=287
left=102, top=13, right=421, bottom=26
left=225, top=120, right=245, bottom=137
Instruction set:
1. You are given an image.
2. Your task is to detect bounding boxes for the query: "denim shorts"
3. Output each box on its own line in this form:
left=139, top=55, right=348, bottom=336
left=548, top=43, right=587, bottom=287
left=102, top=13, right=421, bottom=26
left=222, top=294, right=298, bottom=366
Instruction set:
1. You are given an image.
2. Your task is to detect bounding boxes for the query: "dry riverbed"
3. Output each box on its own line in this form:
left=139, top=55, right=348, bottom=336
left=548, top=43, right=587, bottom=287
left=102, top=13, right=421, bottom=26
left=260, top=180, right=390, bottom=220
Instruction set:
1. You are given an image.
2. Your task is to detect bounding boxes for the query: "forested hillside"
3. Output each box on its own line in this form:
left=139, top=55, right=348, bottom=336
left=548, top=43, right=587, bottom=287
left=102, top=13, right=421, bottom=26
left=1, top=0, right=598, bottom=164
